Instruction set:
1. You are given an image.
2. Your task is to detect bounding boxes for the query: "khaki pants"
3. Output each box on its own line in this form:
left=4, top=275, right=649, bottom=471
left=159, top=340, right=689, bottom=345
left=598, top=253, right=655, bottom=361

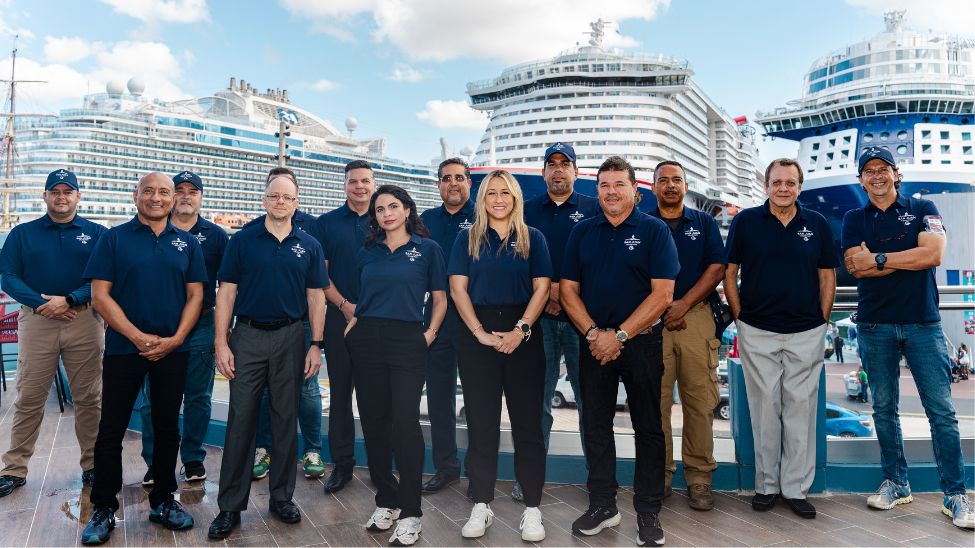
left=1, top=306, right=104, bottom=477
left=661, top=301, right=720, bottom=486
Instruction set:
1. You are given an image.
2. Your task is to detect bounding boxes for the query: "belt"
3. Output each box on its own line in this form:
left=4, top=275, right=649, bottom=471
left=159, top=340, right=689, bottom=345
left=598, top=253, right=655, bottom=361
left=236, top=316, right=300, bottom=331
left=22, top=303, right=90, bottom=313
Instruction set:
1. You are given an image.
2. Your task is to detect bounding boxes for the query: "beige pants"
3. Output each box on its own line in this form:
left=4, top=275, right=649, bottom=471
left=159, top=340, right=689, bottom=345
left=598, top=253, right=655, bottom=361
left=661, top=301, right=720, bottom=486
left=1, top=306, right=104, bottom=477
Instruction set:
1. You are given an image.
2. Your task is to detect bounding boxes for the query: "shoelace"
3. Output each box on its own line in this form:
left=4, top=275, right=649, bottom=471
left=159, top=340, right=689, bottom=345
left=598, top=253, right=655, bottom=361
left=472, top=505, right=494, bottom=522
left=395, top=518, right=420, bottom=535
left=520, top=509, right=541, bottom=530
left=691, top=484, right=710, bottom=495
left=305, top=453, right=323, bottom=466
left=373, top=508, right=395, bottom=522
left=952, top=495, right=975, bottom=514
left=876, top=479, right=901, bottom=497
left=92, top=507, right=114, bottom=524
left=637, top=512, right=660, bottom=529
left=254, top=448, right=268, bottom=466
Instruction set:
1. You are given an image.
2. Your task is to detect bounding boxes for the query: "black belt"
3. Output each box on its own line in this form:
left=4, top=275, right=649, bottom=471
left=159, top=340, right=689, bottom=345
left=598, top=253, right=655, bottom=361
left=236, top=316, right=300, bottom=331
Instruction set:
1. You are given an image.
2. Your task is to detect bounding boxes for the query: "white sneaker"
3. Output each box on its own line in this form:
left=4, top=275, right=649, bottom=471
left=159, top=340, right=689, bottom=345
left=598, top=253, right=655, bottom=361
left=461, top=503, right=493, bottom=538
left=365, top=507, right=401, bottom=531
left=520, top=506, right=545, bottom=542
left=389, top=516, right=421, bottom=546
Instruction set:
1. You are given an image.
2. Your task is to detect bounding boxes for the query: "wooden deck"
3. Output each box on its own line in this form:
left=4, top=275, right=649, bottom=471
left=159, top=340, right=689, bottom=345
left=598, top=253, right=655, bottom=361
left=0, top=384, right=972, bottom=546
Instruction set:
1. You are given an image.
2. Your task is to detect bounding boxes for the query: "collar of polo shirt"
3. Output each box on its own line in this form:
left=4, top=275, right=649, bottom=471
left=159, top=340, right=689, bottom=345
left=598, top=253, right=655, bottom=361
left=865, top=192, right=908, bottom=212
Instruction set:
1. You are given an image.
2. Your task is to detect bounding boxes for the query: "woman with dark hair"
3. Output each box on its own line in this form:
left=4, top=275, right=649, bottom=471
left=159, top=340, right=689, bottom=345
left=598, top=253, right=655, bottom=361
left=345, top=184, right=447, bottom=546
left=447, top=170, right=552, bottom=542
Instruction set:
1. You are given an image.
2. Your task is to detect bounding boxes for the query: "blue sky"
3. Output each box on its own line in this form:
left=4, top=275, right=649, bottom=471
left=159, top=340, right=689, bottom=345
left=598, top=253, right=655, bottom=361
left=1, top=0, right=970, bottom=167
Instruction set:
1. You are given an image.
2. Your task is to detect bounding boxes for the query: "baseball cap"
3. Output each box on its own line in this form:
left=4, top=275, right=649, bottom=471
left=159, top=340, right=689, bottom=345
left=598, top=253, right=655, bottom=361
left=543, top=142, right=576, bottom=165
left=857, top=146, right=896, bottom=174
left=173, top=170, right=204, bottom=190
left=45, top=169, right=78, bottom=191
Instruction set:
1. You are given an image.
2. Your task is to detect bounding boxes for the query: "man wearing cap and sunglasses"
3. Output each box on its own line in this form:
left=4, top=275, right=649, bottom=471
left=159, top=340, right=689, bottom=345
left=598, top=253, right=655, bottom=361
left=137, top=171, right=228, bottom=487
left=0, top=169, right=107, bottom=498
left=843, top=146, right=974, bottom=529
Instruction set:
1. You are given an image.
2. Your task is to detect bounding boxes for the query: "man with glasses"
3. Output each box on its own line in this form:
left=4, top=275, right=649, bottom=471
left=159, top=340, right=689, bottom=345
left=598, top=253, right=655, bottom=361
left=0, top=169, right=106, bottom=498
left=209, top=173, right=328, bottom=539
left=843, top=147, right=974, bottom=529
left=418, top=158, right=475, bottom=494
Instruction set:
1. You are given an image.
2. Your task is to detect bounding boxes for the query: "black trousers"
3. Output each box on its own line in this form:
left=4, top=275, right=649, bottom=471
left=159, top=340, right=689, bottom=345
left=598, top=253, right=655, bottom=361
left=217, top=321, right=304, bottom=511
left=91, top=351, right=188, bottom=511
left=457, top=305, right=546, bottom=507
left=324, top=304, right=356, bottom=468
left=424, top=307, right=461, bottom=475
left=580, top=326, right=665, bottom=514
left=347, top=317, right=428, bottom=517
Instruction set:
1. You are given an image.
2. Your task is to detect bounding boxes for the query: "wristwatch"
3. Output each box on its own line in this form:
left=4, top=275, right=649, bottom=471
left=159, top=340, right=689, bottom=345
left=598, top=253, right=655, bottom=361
left=875, top=252, right=887, bottom=271
left=615, top=329, right=629, bottom=345
left=310, top=340, right=325, bottom=350
left=584, top=323, right=598, bottom=340
left=516, top=319, right=532, bottom=341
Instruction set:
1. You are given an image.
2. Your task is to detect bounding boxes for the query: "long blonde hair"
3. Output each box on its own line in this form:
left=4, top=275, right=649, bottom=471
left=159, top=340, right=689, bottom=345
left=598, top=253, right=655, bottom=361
left=468, top=170, right=530, bottom=261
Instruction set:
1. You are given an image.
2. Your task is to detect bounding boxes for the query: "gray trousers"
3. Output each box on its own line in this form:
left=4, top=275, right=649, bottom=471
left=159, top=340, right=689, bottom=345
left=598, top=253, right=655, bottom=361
left=737, top=320, right=826, bottom=499
left=217, top=321, right=305, bottom=511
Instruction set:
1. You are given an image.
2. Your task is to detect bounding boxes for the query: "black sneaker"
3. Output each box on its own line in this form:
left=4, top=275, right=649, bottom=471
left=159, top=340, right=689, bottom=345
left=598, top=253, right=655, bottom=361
left=183, top=461, right=206, bottom=482
left=149, top=499, right=194, bottom=530
left=81, top=506, right=116, bottom=545
left=637, top=512, right=665, bottom=546
left=0, top=475, right=26, bottom=497
left=572, top=505, right=622, bottom=536
left=142, top=470, right=154, bottom=487
left=81, top=469, right=95, bottom=485
left=784, top=497, right=816, bottom=519
left=751, top=492, right=779, bottom=512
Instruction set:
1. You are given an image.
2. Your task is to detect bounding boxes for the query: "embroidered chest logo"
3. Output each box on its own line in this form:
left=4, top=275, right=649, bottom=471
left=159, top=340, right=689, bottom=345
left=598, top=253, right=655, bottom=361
left=194, top=232, right=206, bottom=244
left=569, top=211, right=585, bottom=223
left=459, top=218, right=473, bottom=229
left=405, top=247, right=422, bottom=262
left=898, top=212, right=916, bottom=226
left=684, top=227, right=701, bottom=241
left=796, top=227, right=814, bottom=242
left=291, top=243, right=307, bottom=258
left=624, top=235, right=641, bottom=250
left=171, top=237, right=188, bottom=252
left=76, top=233, right=92, bottom=245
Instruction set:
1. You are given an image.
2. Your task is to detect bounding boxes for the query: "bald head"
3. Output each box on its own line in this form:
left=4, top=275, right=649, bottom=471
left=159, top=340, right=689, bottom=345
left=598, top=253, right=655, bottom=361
left=134, top=171, right=175, bottom=221
left=139, top=172, right=174, bottom=190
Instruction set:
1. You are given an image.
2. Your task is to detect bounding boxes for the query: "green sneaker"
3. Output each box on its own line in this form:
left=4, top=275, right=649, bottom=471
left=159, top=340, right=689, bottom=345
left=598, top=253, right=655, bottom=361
left=252, top=448, right=270, bottom=480
left=303, top=451, right=325, bottom=479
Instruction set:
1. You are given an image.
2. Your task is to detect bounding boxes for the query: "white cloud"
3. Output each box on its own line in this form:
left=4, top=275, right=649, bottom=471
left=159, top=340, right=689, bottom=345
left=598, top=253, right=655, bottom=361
left=387, top=63, right=428, bottom=83
left=100, top=0, right=210, bottom=24
left=0, top=56, right=89, bottom=107
left=845, top=0, right=975, bottom=34
left=0, top=14, right=35, bottom=39
left=44, top=36, right=105, bottom=64
left=311, top=79, right=340, bottom=91
left=279, top=0, right=667, bottom=64
left=416, top=100, right=488, bottom=130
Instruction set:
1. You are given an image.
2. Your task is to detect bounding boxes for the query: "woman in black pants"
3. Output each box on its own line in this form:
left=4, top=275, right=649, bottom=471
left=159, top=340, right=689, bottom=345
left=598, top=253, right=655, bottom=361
left=447, top=170, right=551, bottom=542
left=345, top=185, right=447, bottom=546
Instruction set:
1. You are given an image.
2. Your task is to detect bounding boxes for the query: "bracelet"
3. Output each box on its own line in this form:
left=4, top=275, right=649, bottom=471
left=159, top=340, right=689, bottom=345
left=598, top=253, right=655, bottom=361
left=338, top=298, right=348, bottom=310
left=472, top=324, right=484, bottom=335
left=427, top=327, right=438, bottom=336
left=584, top=324, right=598, bottom=338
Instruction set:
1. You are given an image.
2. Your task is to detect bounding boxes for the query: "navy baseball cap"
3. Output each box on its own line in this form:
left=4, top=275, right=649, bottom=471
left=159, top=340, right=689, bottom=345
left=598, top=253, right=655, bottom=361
left=858, top=146, right=896, bottom=174
left=173, top=170, right=203, bottom=190
left=45, top=169, right=78, bottom=191
left=544, top=142, right=576, bottom=165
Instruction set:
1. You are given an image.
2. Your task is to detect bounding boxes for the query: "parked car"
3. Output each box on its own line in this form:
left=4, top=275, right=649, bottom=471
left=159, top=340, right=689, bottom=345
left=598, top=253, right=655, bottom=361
left=418, top=383, right=466, bottom=420
left=825, top=401, right=873, bottom=437
left=552, top=373, right=626, bottom=409
left=713, top=385, right=730, bottom=420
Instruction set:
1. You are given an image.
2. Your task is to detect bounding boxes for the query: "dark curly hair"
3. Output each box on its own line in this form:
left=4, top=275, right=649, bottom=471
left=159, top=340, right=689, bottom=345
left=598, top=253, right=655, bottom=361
left=365, top=185, right=430, bottom=245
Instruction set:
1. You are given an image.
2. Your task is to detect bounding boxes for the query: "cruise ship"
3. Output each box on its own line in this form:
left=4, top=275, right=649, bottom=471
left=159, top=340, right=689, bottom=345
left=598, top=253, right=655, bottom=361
left=756, top=11, right=975, bottom=231
left=7, top=77, right=440, bottom=226
left=465, top=20, right=766, bottom=217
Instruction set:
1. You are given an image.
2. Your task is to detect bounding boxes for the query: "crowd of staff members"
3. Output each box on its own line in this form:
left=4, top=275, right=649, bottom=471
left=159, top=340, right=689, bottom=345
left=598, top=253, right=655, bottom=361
left=0, top=144, right=970, bottom=547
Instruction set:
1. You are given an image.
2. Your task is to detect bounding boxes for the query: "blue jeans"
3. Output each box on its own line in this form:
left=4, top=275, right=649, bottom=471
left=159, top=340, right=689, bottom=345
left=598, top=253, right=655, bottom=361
left=858, top=321, right=967, bottom=495
left=540, top=317, right=583, bottom=450
left=140, top=312, right=215, bottom=466
left=256, top=321, right=322, bottom=454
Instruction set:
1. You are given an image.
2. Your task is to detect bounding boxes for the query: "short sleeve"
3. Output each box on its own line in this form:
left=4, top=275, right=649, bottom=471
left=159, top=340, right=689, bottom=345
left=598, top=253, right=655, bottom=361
left=817, top=216, right=839, bottom=269
left=83, top=231, right=117, bottom=282
left=305, top=238, right=330, bottom=289
left=561, top=223, right=583, bottom=283
left=841, top=209, right=863, bottom=252
left=447, top=230, right=471, bottom=277
left=185, top=238, right=208, bottom=284
left=527, top=228, right=553, bottom=279
left=726, top=215, right=743, bottom=265
left=313, top=215, right=331, bottom=261
left=918, top=199, right=944, bottom=235
left=648, top=221, right=680, bottom=280
left=427, top=241, right=448, bottom=292
left=217, top=233, right=243, bottom=283
left=701, top=215, right=727, bottom=266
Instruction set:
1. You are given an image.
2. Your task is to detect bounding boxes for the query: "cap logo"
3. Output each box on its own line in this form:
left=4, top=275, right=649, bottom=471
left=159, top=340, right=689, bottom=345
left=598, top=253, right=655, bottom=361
left=405, top=247, right=422, bottom=262
left=684, top=227, right=701, bottom=241
left=56, top=169, right=68, bottom=179
left=625, top=234, right=641, bottom=250
left=180, top=172, right=193, bottom=180
left=291, top=242, right=307, bottom=258
left=76, top=233, right=91, bottom=245
left=553, top=143, right=565, bottom=150
left=797, top=227, right=814, bottom=241
left=171, top=237, right=188, bottom=252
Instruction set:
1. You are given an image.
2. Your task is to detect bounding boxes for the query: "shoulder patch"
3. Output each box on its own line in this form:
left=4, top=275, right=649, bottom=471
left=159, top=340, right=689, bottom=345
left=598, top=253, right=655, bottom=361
left=922, top=215, right=946, bottom=235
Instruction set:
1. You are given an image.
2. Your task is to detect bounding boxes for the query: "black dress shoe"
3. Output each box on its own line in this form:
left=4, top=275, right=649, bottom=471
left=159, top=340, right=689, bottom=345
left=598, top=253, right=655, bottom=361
left=421, top=470, right=460, bottom=494
left=751, top=492, right=780, bottom=512
left=784, top=497, right=817, bottom=518
left=269, top=500, right=301, bottom=523
left=208, top=511, right=240, bottom=539
left=0, top=475, right=26, bottom=497
left=323, top=466, right=353, bottom=493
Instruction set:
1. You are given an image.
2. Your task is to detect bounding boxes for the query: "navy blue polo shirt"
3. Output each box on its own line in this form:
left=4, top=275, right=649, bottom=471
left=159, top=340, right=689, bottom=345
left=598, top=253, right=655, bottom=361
left=447, top=226, right=552, bottom=306
left=0, top=214, right=106, bottom=309
left=648, top=207, right=726, bottom=301
left=84, top=217, right=207, bottom=356
left=185, top=216, right=229, bottom=309
left=562, top=210, right=679, bottom=327
left=420, top=201, right=475, bottom=259
left=841, top=194, right=941, bottom=324
left=355, top=234, right=447, bottom=323
left=314, top=203, right=370, bottom=301
left=218, top=221, right=329, bottom=323
left=243, top=209, right=316, bottom=233
left=726, top=201, right=838, bottom=334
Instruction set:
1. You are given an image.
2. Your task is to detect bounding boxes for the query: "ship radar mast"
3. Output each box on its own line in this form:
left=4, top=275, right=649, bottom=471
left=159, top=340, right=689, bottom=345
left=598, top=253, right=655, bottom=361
left=884, top=10, right=906, bottom=33
left=588, top=19, right=607, bottom=48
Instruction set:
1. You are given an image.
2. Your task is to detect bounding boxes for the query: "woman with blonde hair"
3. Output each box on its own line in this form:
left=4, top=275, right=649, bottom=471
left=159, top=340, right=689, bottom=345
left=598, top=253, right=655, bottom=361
left=447, top=170, right=552, bottom=542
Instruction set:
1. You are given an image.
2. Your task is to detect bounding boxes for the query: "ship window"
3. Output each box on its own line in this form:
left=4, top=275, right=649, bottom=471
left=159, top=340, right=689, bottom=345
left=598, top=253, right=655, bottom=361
left=941, top=160, right=951, bottom=164
left=810, top=155, right=818, bottom=162
left=863, top=133, right=873, bottom=142
left=964, top=146, right=972, bottom=155
left=941, top=131, right=950, bottom=139
left=922, top=144, right=932, bottom=153
left=897, top=145, right=908, bottom=154
left=922, top=159, right=932, bottom=164
left=921, top=130, right=931, bottom=139
left=827, top=152, right=834, bottom=160
left=843, top=136, right=851, bottom=144
left=828, top=138, right=836, bottom=146
left=842, top=150, right=849, bottom=158
left=880, top=132, right=889, bottom=140
left=898, top=131, right=909, bottom=140
left=941, top=145, right=951, bottom=153
left=964, top=133, right=972, bottom=141
left=812, top=143, right=820, bottom=150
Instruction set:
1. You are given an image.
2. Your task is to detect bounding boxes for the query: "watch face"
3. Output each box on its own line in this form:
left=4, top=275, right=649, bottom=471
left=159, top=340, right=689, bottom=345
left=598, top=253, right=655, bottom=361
left=615, top=331, right=627, bottom=342
left=520, top=323, right=530, bottom=333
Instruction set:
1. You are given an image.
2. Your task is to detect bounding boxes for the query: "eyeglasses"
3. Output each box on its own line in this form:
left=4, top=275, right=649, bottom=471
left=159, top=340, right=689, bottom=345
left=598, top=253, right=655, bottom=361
left=440, top=175, right=467, bottom=183
left=265, top=193, right=296, bottom=202
left=861, top=167, right=893, bottom=178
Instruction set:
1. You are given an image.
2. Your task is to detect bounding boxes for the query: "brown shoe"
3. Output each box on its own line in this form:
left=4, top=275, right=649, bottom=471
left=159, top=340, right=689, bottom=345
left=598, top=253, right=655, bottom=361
left=688, top=483, right=714, bottom=511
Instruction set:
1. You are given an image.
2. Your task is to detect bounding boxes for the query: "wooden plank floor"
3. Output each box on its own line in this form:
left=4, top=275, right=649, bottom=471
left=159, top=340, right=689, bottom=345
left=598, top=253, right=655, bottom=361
left=0, top=384, right=972, bottom=546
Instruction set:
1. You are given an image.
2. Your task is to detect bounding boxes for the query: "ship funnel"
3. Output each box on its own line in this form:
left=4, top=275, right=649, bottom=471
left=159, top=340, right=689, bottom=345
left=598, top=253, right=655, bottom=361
left=230, top=77, right=236, bottom=91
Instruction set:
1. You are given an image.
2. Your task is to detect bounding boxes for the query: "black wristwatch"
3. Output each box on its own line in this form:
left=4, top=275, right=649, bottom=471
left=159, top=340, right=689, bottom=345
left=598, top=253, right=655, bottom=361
left=875, top=252, right=887, bottom=271
left=516, top=319, right=532, bottom=341
left=310, top=340, right=325, bottom=350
